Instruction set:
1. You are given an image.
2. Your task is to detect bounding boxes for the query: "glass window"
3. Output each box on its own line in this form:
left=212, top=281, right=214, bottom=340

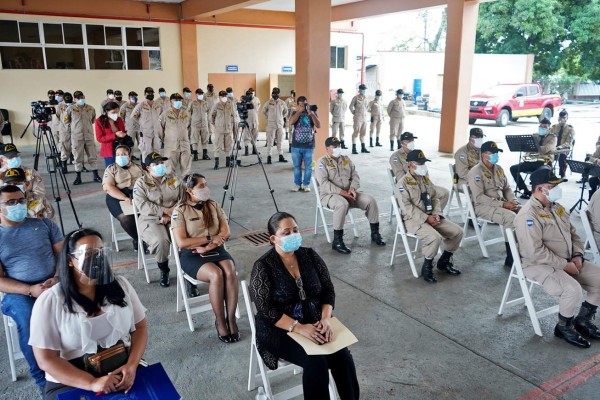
left=148, top=50, right=161, bottom=70
left=528, top=85, right=540, bottom=96
left=126, top=49, right=143, bottom=69
left=86, top=24, right=105, bottom=45
left=45, top=48, right=85, bottom=69
left=105, top=26, right=122, bottom=46
left=19, top=22, right=40, bottom=44
left=337, top=47, right=345, bottom=69
left=63, top=24, right=83, bottom=45
left=330, top=46, right=337, bottom=68
left=0, top=46, right=44, bottom=69
left=0, top=20, right=19, bottom=43
left=44, top=23, right=63, bottom=44
left=127, top=49, right=161, bottom=70
left=143, top=27, right=159, bottom=46
left=88, top=49, right=125, bottom=69
left=126, top=27, right=143, bottom=46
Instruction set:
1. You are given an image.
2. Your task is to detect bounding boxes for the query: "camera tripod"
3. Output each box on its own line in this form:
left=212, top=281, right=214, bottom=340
left=20, top=117, right=82, bottom=234
left=221, top=119, right=279, bottom=222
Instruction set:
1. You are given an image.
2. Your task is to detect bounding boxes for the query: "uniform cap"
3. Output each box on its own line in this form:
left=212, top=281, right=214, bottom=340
left=183, top=87, right=191, bottom=93
left=226, top=87, right=233, bottom=93
left=396, top=89, right=404, bottom=95
left=106, top=89, right=114, bottom=94
left=144, top=152, right=168, bottom=166
left=530, top=165, right=567, bottom=187
left=325, top=137, right=341, bottom=147
left=337, top=88, right=344, bottom=94
left=272, top=87, right=281, bottom=94
left=144, top=87, right=154, bottom=94
left=406, top=150, right=430, bottom=163
left=158, top=87, right=166, bottom=92
left=47, top=89, right=56, bottom=95
left=1, top=143, right=20, bottom=157
left=218, top=90, right=227, bottom=97
left=540, top=118, right=551, bottom=125
left=375, top=90, right=382, bottom=96
left=480, top=141, right=503, bottom=154
left=400, top=132, right=417, bottom=141
left=358, top=84, right=367, bottom=90
left=73, top=90, right=84, bottom=98
left=195, top=88, right=204, bottom=94
left=170, top=93, right=183, bottom=100
left=114, top=90, right=122, bottom=96
left=56, top=90, right=64, bottom=95
left=128, top=91, right=138, bottom=97
left=559, top=109, right=568, bottom=117
left=2, top=168, right=25, bottom=183
left=207, top=83, right=214, bottom=88
left=469, top=127, right=484, bottom=138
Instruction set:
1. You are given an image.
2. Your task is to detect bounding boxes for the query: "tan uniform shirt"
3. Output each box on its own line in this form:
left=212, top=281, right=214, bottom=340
left=349, top=95, right=368, bottom=121
left=329, top=98, right=347, bottom=123
left=396, top=173, right=442, bottom=225
left=160, top=108, right=191, bottom=151
left=133, top=174, right=183, bottom=224
left=56, top=102, right=70, bottom=133
left=285, top=98, right=297, bottom=118
left=467, top=162, right=515, bottom=210
left=589, top=144, right=600, bottom=164
left=119, top=101, right=140, bottom=133
left=524, top=133, right=557, bottom=163
left=0, top=166, right=51, bottom=218
left=157, top=97, right=170, bottom=113
left=131, top=100, right=163, bottom=138
left=389, top=148, right=409, bottom=178
left=550, top=123, right=575, bottom=147
left=205, top=92, right=218, bottom=113
left=102, top=163, right=145, bottom=191
left=367, top=99, right=384, bottom=118
left=515, top=197, right=584, bottom=280
left=387, top=99, right=405, bottom=119
left=454, top=143, right=480, bottom=186
left=315, top=154, right=360, bottom=201
left=188, top=100, right=209, bottom=129
left=262, top=98, right=287, bottom=128
left=64, top=104, right=96, bottom=137
left=211, top=101, right=236, bottom=134
left=588, top=189, right=600, bottom=246
left=171, top=201, right=227, bottom=238
left=248, top=96, right=261, bottom=126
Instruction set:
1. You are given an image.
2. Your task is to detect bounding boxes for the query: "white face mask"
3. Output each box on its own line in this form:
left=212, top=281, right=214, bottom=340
left=332, top=147, right=342, bottom=158
left=108, top=113, right=119, bottom=121
left=545, top=185, right=562, bottom=203
left=406, top=141, right=415, bottom=151
left=108, top=94, right=115, bottom=99
left=415, top=165, right=428, bottom=176
left=473, top=138, right=483, bottom=148
left=220, top=97, right=227, bottom=103
left=197, top=94, right=204, bottom=101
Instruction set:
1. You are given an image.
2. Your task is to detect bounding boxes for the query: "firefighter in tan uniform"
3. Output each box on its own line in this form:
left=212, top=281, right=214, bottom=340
left=387, top=89, right=406, bottom=151
left=0, top=164, right=54, bottom=219
left=132, top=87, right=163, bottom=158
left=587, top=188, right=600, bottom=247
left=205, top=84, right=217, bottom=145
left=284, top=90, right=297, bottom=141
left=389, top=132, right=449, bottom=210
left=396, top=150, right=463, bottom=283
left=100, top=89, right=115, bottom=110
left=157, top=88, right=170, bottom=112
left=315, top=137, right=386, bottom=254
left=550, top=109, right=575, bottom=178
left=349, top=84, right=369, bottom=155
left=262, top=87, right=288, bottom=164
left=243, top=89, right=261, bottom=156
left=133, top=152, right=184, bottom=288
left=454, top=128, right=484, bottom=189
left=367, top=90, right=384, bottom=148
left=182, top=87, right=193, bottom=110
left=119, top=91, right=141, bottom=160
left=467, top=141, right=520, bottom=268
left=330, top=89, right=348, bottom=149
left=189, top=88, right=211, bottom=161
left=64, top=91, right=101, bottom=185
left=113, top=90, right=125, bottom=108
left=225, top=87, right=240, bottom=146
left=211, top=90, right=236, bottom=170
left=515, top=166, right=600, bottom=348
left=159, top=93, right=192, bottom=177
left=57, top=92, right=73, bottom=173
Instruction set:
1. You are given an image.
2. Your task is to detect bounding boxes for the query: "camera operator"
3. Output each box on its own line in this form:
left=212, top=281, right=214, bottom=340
left=288, top=97, right=320, bottom=192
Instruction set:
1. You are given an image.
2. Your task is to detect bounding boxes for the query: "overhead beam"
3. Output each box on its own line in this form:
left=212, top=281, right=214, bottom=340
left=332, top=0, right=447, bottom=21
left=194, top=9, right=295, bottom=27
left=182, top=0, right=269, bottom=20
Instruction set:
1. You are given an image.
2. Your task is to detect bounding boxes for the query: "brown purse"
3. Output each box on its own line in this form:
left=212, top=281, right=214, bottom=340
left=83, top=341, right=129, bottom=377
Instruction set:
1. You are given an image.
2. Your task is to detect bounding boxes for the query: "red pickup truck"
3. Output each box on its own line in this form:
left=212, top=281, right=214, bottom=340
left=469, top=83, right=562, bottom=127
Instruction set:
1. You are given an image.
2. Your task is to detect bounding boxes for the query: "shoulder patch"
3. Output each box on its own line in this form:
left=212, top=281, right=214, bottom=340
left=475, top=175, right=481, bottom=182
left=556, top=205, right=565, bottom=218
left=167, top=177, right=178, bottom=187
left=393, top=157, right=398, bottom=162
left=459, top=154, right=465, bottom=159
left=172, top=211, right=178, bottom=221
left=318, top=163, right=324, bottom=169
left=398, top=187, right=405, bottom=192
left=527, top=219, right=533, bottom=227
left=342, top=160, right=350, bottom=167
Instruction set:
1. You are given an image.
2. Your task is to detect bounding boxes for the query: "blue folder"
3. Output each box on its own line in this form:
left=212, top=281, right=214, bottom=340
left=57, top=363, right=181, bottom=400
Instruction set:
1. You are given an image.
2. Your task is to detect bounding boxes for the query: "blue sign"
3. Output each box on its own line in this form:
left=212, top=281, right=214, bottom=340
left=282, top=66, right=293, bottom=73
left=226, top=65, right=239, bottom=72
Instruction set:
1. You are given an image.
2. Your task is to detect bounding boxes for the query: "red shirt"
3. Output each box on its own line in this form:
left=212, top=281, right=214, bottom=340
left=95, top=117, right=125, bottom=158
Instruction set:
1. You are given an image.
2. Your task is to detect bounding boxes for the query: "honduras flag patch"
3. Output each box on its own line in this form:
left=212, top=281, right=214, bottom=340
left=526, top=219, right=533, bottom=227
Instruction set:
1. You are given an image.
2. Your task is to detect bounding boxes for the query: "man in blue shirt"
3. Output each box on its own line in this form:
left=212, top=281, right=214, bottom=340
left=0, top=185, right=64, bottom=393
left=289, top=96, right=321, bottom=192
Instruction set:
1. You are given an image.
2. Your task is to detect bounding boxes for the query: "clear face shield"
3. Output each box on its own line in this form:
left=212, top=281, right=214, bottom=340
left=70, top=244, right=115, bottom=286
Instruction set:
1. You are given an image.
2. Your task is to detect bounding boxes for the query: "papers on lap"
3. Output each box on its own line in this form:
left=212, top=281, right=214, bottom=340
left=120, top=201, right=134, bottom=215
left=287, top=317, right=358, bottom=356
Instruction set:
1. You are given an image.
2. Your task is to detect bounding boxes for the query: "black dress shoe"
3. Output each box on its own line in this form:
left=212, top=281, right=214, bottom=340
left=187, top=281, right=200, bottom=298
left=228, top=321, right=240, bottom=342
left=216, top=320, right=231, bottom=343
left=575, top=316, right=600, bottom=339
left=73, top=173, right=82, bottom=186
left=555, top=323, right=591, bottom=348
left=421, top=259, right=437, bottom=283
left=267, top=156, right=272, bottom=164
left=371, top=232, right=386, bottom=246
left=159, top=269, right=170, bottom=287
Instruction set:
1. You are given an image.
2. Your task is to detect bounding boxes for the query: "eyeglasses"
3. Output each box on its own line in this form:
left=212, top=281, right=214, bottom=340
left=295, top=278, right=307, bottom=301
left=0, top=198, right=27, bottom=206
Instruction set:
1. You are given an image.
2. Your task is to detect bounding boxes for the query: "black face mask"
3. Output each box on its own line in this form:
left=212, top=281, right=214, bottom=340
left=65, top=98, right=73, bottom=104
left=192, top=202, right=204, bottom=210
left=48, top=95, right=55, bottom=100
left=272, top=94, right=279, bottom=100
left=146, top=94, right=155, bottom=101
left=115, top=97, right=122, bottom=102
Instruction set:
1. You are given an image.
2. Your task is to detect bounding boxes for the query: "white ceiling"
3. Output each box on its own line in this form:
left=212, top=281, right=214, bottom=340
left=247, top=0, right=363, bottom=12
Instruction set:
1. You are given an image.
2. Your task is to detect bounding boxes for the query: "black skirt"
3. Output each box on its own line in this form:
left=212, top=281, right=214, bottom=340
left=179, top=246, right=233, bottom=278
left=105, top=188, right=133, bottom=218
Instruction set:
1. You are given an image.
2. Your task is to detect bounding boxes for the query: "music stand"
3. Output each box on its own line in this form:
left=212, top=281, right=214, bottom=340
left=566, top=160, right=600, bottom=213
left=505, top=135, right=540, bottom=194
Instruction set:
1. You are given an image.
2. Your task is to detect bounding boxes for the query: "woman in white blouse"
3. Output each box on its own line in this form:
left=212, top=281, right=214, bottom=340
left=29, top=228, right=148, bottom=399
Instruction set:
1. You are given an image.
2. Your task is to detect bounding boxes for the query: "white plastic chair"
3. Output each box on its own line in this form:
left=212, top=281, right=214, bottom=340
left=389, top=195, right=420, bottom=278
left=581, top=208, right=600, bottom=264
left=241, top=281, right=337, bottom=400
left=132, top=199, right=159, bottom=283
left=444, top=164, right=466, bottom=220
left=460, top=184, right=505, bottom=258
left=312, top=177, right=358, bottom=243
left=498, top=229, right=559, bottom=336
left=387, top=168, right=396, bottom=223
left=1, top=293, right=24, bottom=382
left=110, top=213, right=130, bottom=252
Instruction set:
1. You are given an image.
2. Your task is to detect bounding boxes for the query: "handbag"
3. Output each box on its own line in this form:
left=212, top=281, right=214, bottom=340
left=83, top=341, right=129, bottom=377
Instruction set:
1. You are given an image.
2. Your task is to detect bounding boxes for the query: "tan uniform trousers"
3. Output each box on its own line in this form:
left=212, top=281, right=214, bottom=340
left=524, top=262, right=600, bottom=317
left=243, top=122, right=259, bottom=147
left=436, top=186, right=449, bottom=212
left=475, top=206, right=516, bottom=230
left=72, top=134, right=98, bottom=172
left=332, top=122, right=345, bottom=141
left=59, top=129, right=72, bottom=162
left=165, top=148, right=192, bottom=177
left=267, top=125, right=284, bottom=156
left=370, top=115, right=382, bottom=138
left=409, top=219, right=463, bottom=259
left=214, top=132, right=233, bottom=159
left=141, top=222, right=170, bottom=263
left=389, top=117, right=404, bottom=141
left=352, top=119, right=367, bottom=144
left=191, top=126, right=209, bottom=152
left=140, top=135, right=162, bottom=159
left=324, top=192, right=379, bottom=230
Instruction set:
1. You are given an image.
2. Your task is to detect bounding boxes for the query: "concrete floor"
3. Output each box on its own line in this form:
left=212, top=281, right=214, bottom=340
left=1, top=105, right=600, bottom=399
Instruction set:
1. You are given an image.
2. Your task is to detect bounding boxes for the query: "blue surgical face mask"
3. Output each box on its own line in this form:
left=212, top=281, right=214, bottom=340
left=277, top=233, right=302, bottom=253
left=488, top=153, right=499, bottom=165
left=338, top=93, right=343, bottom=99
left=360, top=90, right=366, bottom=95
left=7, top=157, right=22, bottom=169
left=545, top=185, right=562, bottom=203
left=173, top=101, right=183, bottom=110
left=77, top=99, right=86, bottom=106
left=538, top=127, right=547, bottom=136
left=56, top=96, right=63, bottom=102
left=184, top=92, right=191, bottom=98
left=151, top=163, right=167, bottom=177
left=116, top=155, right=129, bottom=167
left=130, top=96, right=138, bottom=103
left=159, top=92, right=166, bottom=98
left=227, top=92, right=234, bottom=98
left=5, top=204, right=27, bottom=222
left=376, top=95, right=381, bottom=100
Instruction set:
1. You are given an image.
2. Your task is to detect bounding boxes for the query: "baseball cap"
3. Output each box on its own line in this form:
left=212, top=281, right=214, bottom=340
left=540, top=118, right=551, bottom=125
left=559, top=109, right=568, bottom=117
left=218, top=90, right=227, bottom=97
left=480, top=141, right=503, bottom=154
left=3, top=168, right=25, bottom=183
left=407, top=150, right=431, bottom=163
left=337, top=88, right=344, bottom=94
left=144, top=152, right=168, bottom=167
left=325, top=137, right=341, bottom=147
left=226, top=87, right=233, bottom=93
left=396, top=89, right=404, bottom=95
left=170, top=93, right=183, bottom=100
left=469, top=127, right=484, bottom=138
left=375, top=90, right=382, bottom=96
left=400, top=132, right=417, bottom=141
left=182, top=87, right=191, bottom=93
left=530, top=166, right=567, bottom=187
left=1, top=143, right=20, bottom=157
left=358, top=84, right=367, bottom=90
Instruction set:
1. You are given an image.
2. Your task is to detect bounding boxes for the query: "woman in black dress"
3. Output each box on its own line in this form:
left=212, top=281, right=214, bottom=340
left=171, top=173, right=239, bottom=343
left=250, top=212, right=359, bottom=400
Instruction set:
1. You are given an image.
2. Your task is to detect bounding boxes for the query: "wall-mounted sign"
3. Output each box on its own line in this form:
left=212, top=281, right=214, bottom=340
left=282, top=66, right=293, bottom=73
left=226, top=65, right=239, bottom=72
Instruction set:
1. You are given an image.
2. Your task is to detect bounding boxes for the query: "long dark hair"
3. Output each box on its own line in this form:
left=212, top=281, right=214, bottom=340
left=182, top=173, right=217, bottom=229
left=59, top=229, right=127, bottom=314
left=99, top=101, right=120, bottom=128
left=267, top=212, right=296, bottom=245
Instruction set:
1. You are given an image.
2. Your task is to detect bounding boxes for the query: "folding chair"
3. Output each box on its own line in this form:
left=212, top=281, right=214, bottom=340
left=387, top=168, right=397, bottom=223
left=1, top=293, right=24, bottom=382
left=110, top=213, right=130, bottom=252
left=312, top=177, right=358, bottom=243
left=444, top=164, right=465, bottom=220
left=241, top=281, right=337, bottom=400
left=498, top=229, right=559, bottom=336
left=389, top=195, right=420, bottom=278
left=581, top=208, right=600, bottom=264
left=460, top=184, right=505, bottom=258
left=132, top=199, right=159, bottom=283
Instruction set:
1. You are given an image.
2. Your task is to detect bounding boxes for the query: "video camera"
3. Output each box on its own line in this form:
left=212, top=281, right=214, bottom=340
left=306, top=104, right=318, bottom=113
left=236, top=95, right=254, bottom=121
left=31, top=100, right=56, bottom=123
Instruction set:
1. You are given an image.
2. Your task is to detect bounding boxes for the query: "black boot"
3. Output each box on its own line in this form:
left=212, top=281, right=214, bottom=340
left=279, top=154, right=288, bottom=163
left=361, top=143, right=370, bottom=153
left=555, top=314, right=591, bottom=348
left=574, top=302, right=600, bottom=339
left=73, top=172, right=82, bottom=185
left=504, top=242, right=514, bottom=268
left=390, top=141, right=394, bottom=151
left=332, top=230, right=351, bottom=254
left=267, top=156, right=272, bottom=164
left=157, top=261, right=170, bottom=287
left=213, top=157, right=219, bottom=170
left=376, top=137, right=382, bottom=147
left=252, top=146, right=257, bottom=155
left=225, top=156, right=231, bottom=167
left=341, top=140, right=348, bottom=149
left=193, top=151, right=199, bottom=161
left=437, top=250, right=461, bottom=275
left=370, top=223, right=386, bottom=246
left=369, top=138, right=373, bottom=148
left=208, top=136, right=212, bottom=144
left=93, top=170, right=102, bottom=183
left=187, top=281, right=200, bottom=298
left=202, top=149, right=211, bottom=160
left=245, top=146, right=249, bottom=156
left=352, top=144, right=358, bottom=155
left=285, top=131, right=289, bottom=140
left=397, top=139, right=401, bottom=150
left=61, top=160, right=69, bottom=174
left=421, top=258, right=437, bottom=283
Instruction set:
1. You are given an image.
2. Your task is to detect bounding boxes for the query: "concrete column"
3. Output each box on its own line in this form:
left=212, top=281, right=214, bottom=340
left=438, top=0, right=480, bottom=153
left=180, top=23, right=199, bottom=90
left=295, top=0, right=331, bottom=158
